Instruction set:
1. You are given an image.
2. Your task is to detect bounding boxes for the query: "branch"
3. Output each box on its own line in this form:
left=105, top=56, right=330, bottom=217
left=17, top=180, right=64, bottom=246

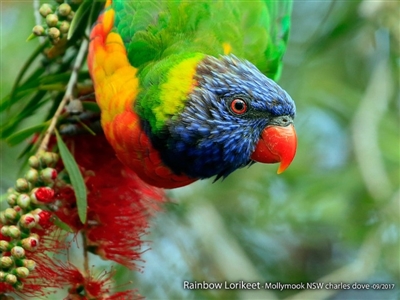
left=37, top=35, right=89, bottom=153
left=351, top=59, right=394, bottom=201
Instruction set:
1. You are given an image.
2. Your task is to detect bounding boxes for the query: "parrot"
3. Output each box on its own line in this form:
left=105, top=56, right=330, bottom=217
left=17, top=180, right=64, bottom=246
left=88, top=0, right=297, bottom=189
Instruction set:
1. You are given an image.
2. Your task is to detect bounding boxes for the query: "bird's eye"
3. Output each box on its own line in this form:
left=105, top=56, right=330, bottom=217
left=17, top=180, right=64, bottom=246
left=230, top=98, right=248, bottom=115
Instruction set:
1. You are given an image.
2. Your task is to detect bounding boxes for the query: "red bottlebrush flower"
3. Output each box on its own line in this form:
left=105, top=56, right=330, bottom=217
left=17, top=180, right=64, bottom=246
left=34, top=187, right=55, bottom=203
left=37, top=210, right=53, bottom=228
left=53, top=134, right=166, bottom=269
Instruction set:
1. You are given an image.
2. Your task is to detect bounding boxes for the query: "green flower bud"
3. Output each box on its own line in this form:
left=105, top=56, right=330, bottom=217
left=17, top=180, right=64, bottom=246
left=59, top=21, right=70, bottom=34
left=0, top=271, right=5, bottom=281
left=40, top=167, right=58, bottom=184
left=0, top=212, right=6, bottom=225
left=15, top=178, right=30, bottom=193
left=39, top=3, right=53, bottom=17
left=28, top=156, right=40, bottom=169
left=58, top=3, right=71, bottom=17
left=16, top=194, right=31, bottom=210
left=51, top=37, right=61, bottom=45
left=4, top=273, right=17, bottom=285
left=0, top=240, right=10, bottom=252
left=19, top=214, right=37, bottom=229
left=25, top=168, right=39, bottom=184
left=32, top=25, right=45, bottom=37
left=6, top=193, right=17, bottom=206
left=7, top=226, right=21, bottom=239
left=4, top=208, right=18, bottom=222
left=14, top=280, right=24, bottom=291
left=1, top=226, right=10, bottom=236
left=10, top=246, right=25, bottom=259
left=48, top=27, right=60, bottom=40
left=42, top=152, right=55, bottom=167
left=22, top=259, right=36, bottom=271
left=0, top=256, right=14, bottom=268
left=67, top=11, right=75, bottom=21
left=46, top=14, right=59, bottom=27
left=15, top=267, right=29, bottom=279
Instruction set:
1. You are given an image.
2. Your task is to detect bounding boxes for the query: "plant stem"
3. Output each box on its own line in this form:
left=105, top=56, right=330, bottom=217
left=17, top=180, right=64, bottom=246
left=82, top=231, right=90, bottom=277
left=37, top=36, right=89, bottom=153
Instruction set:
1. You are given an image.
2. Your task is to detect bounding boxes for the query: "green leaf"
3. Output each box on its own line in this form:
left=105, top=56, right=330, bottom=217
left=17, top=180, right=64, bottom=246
left=68, top=0, right=92, bottom=40
left=26, top=33, right=37, bottom=42
left=9, top=42, right=48, bottom=106
left=52, top=215, right=74, bottom=233
left=6, top=122, right=49, bottom=146
left=55, top=130, right=87, bottom=224
left=81, top=101, right=100, bottom=113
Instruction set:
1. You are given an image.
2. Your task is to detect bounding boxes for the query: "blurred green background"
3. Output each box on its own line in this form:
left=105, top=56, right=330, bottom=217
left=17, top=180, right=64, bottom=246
left=1, top=1, right=399, bottom=300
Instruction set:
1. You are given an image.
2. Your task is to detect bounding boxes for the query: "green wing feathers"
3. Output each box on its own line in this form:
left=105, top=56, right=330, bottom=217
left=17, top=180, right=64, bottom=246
left=112, top=0, right=292, bottom=81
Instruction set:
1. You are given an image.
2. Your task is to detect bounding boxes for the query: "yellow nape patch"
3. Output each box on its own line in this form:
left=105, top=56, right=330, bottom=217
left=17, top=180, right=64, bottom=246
left=155, top=54, right=204, bottom=128
left=222, top=42, right=232, bottom=55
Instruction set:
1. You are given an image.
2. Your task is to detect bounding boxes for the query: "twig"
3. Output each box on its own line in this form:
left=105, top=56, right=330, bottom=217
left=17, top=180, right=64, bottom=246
left=284, top=226, right=383, bottom=300
left=82, top=231, right=90, bottom=277
left=351, top=59, right=393, bottom=201
left=37, top=35, right=89, bottom=153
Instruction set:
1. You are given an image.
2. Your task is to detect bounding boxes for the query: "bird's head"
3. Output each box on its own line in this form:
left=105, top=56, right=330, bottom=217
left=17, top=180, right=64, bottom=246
left=145, top=54, right=297, bottom=180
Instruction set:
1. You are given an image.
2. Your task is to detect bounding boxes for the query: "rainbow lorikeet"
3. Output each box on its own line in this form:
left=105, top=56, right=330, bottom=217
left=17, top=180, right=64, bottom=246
left=88, top=0, right=297, bottom=189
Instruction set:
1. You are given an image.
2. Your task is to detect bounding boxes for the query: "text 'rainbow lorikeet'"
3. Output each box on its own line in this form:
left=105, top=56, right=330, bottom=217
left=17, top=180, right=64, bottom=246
left=88, top=0, right=297, bottom=189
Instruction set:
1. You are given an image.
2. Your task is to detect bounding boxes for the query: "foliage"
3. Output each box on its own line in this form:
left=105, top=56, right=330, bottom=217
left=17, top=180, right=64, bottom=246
left=0, top=0, right=399, bottom=300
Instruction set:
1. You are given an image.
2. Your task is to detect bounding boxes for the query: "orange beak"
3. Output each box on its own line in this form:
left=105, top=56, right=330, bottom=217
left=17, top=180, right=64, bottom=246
left=250, top=124, right=297, bottom=174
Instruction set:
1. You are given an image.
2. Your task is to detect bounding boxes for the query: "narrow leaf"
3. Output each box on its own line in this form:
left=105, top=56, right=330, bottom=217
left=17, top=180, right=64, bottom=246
left=9, top=42, right=48, bottom=105
left=6, top=122, right=49, bottom=146
left=26, top=33, right=37, bottom=42
left=55, top=130, right=87, bottom=224
left=81, top=101, right=100, bottom=113
left=68, top=0, right=92, bottom=40
left=52, top=215, right=74, bottom=233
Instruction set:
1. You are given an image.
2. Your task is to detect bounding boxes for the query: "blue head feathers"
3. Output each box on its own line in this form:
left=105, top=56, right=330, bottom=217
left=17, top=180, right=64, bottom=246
left=146, top=54, right=296, bottom=179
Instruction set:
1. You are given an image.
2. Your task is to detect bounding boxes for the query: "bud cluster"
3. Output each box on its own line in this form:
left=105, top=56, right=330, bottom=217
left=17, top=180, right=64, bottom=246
left=0, top=151, right=59, bottom=292
left=32, top=1, right=82, bottom=44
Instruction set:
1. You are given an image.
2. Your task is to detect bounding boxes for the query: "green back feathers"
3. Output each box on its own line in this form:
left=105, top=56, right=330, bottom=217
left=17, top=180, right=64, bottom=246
left=112, top=0, right=292, bottom=131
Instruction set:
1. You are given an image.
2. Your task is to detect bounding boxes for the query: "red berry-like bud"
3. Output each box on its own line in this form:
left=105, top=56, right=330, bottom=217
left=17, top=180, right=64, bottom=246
left=37, top=210, right=52, bottom=228
left=19, top=214, right=37, bottom=229
left=34, top=187, right=55, bottom=203
left=40, top=168, right=58, bottom=184
left=21, top=236, right=39, bottom=252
